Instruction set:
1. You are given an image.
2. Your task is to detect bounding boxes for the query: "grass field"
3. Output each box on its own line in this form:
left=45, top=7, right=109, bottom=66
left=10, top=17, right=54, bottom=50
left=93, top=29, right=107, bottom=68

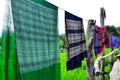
left=60, top=48, right=119, bottom=80
left=0, top=47, right=119, bottom=80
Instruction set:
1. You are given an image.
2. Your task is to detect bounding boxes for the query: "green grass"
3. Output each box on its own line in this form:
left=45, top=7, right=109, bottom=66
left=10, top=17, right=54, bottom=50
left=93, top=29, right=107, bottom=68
left=60, top=48, right=119, bottom=80
left=60, top=52, right=87, bottom=80
left=0, top=47, right=119, bottom=80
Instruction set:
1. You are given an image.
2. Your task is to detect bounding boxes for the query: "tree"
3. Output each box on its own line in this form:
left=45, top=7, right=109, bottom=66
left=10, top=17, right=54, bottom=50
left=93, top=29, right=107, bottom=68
left=59, top=34, right=66, bottom=48
left=105, top=25, right=118, bottom=36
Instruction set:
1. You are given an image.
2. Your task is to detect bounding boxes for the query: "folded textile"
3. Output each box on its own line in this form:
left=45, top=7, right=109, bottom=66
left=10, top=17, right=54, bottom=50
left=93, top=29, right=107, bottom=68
left=94, top=26, right=109, bottom=55
left=65, top=11, right=87, bottom=70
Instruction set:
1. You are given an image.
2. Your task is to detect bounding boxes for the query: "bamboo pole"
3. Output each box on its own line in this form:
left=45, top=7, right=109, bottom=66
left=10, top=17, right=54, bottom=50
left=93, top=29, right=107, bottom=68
left=100, top=7, right=106, bottom=80
left=86, top=19, right=96, bottom=80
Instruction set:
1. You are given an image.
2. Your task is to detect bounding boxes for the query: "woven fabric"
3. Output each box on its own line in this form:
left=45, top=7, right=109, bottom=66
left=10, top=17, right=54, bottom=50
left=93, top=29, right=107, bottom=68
left=11, top=0, right=59, bottom=73
left=94, top=26, right=109, bottom=55
left=112, top=36, right=117, bottom=47
left=117, top=37, right=120, bottom=47
left=65, top=11, right=87, bottom=70
left=0, top=0, right=61, bottom=80
left=109, top=34, right=114, bottom=49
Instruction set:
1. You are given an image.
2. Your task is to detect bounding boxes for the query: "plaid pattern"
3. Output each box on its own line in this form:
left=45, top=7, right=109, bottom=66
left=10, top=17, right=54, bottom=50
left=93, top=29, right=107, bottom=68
left=11, top=0, right=60, bottom=73
left=65, top=11, right=87, bottom=70
left=94, top=26, right=109, bottom=55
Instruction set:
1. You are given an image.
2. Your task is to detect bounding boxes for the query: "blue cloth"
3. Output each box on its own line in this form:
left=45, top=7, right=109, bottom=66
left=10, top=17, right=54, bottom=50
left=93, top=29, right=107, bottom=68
left=112, top=36, right=117, bottom=47
left=118, top=37, right=120, bottom=47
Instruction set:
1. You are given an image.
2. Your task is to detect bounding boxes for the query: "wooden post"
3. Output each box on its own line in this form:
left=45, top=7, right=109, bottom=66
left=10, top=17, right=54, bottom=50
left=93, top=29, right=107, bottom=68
left=86, top=19, right=96, bottom=80
left=100, top=7, right=106, bottom=80
left=110, top=48, right=114, bottom=69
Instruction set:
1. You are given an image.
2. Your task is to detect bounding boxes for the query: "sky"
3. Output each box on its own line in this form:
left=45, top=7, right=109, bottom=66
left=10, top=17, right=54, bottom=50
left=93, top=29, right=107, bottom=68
left=47, top=0, right=120, bottom=34
left=0, top=0, right=120, bottom=35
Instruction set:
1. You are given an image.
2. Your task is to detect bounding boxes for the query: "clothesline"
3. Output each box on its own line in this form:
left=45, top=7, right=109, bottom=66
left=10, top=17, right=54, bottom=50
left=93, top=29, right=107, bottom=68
left=59, top=7, right=88, bottom=22
left=46, top=1, right=89, bottom=22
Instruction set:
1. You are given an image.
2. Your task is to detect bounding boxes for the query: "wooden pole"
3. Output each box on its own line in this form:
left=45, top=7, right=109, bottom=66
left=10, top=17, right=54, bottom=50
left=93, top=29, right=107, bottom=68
left=100, top=7, right=106, bottom=80
left=110, top=48, right=114, bottom=69
left=86, top=19, right=96, bottom=80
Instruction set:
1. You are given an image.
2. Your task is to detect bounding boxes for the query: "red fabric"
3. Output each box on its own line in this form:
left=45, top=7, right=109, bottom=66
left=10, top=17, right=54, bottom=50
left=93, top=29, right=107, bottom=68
left=94, top=26, right=109, bottom=55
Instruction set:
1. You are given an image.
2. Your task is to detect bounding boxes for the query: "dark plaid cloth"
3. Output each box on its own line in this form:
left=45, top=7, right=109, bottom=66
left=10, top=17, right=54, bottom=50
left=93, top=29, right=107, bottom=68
left=94, top=26, right=109, bottom=55
left=65, top=11, right=87, bottom=70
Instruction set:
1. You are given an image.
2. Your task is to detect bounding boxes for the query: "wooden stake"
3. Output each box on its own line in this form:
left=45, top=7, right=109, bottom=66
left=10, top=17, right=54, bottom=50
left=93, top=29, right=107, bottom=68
left=110, top=48, right=114, bottom=69
left=86, top=19, right=96, bottom=80
left=100, top=7, right=106, bottom=80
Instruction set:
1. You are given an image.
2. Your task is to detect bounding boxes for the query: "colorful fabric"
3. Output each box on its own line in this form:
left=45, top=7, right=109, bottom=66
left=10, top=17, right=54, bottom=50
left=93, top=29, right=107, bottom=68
left=0, top=0, right=61, bottom=80
left=112, top=36, right=117, bottom=47
left=117, top=37, right=120, bottom=47
left=94, top=26, right=109, bottom=55
left=109, top=34, right=114, bottom=49
left=65, top=11, right=87, bottom=70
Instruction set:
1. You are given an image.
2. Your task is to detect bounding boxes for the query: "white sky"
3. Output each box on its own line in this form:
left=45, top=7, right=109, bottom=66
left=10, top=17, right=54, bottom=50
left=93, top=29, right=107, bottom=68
left=47, top=0, right=120, bottom=34
left=0, top=0, right=120, bottom=35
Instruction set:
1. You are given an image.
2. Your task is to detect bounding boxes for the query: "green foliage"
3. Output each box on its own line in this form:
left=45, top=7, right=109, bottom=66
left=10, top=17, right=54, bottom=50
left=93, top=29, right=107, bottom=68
left=59, top=34, right=66, bottom=47
left=59, top=40, right=64, bottom=48
left=60, top=53, right=87, bottom=80
left=105, top=25, right=120, bottom=36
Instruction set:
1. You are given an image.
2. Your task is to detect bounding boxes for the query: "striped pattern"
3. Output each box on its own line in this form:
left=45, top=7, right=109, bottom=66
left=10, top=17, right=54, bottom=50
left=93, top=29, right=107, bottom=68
left=94, top=26, right=109, bottom=55
left=65, top=11, right=87, bottom=70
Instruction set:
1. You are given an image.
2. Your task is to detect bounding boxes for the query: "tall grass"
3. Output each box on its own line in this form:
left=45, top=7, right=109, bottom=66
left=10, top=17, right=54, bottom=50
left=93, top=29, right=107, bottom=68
left=0, top=47, right=119, bottom=80
left=60, top=52, right=87, bottom=80
left=60, top=48, right=119, bottom=80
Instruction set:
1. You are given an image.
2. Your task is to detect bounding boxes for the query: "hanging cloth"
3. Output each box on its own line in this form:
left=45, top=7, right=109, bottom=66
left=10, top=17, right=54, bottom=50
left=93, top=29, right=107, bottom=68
left=0, top=0, right=61, bottom=80
left=0, top=0, right=20, bottom=80
left=94, top=26, right=109, bottom=55
left=65, top=11, right=87, bottom=70
left=117, top=37, right=120, bottom=47
left=112, top=36, right=117, bottom=47
left=109, top=34, right=114, bottom=49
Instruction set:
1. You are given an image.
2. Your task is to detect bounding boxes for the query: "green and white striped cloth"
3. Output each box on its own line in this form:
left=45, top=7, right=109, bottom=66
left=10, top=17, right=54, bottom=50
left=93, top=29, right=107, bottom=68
left=0, top=0, right=61, bottom=80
